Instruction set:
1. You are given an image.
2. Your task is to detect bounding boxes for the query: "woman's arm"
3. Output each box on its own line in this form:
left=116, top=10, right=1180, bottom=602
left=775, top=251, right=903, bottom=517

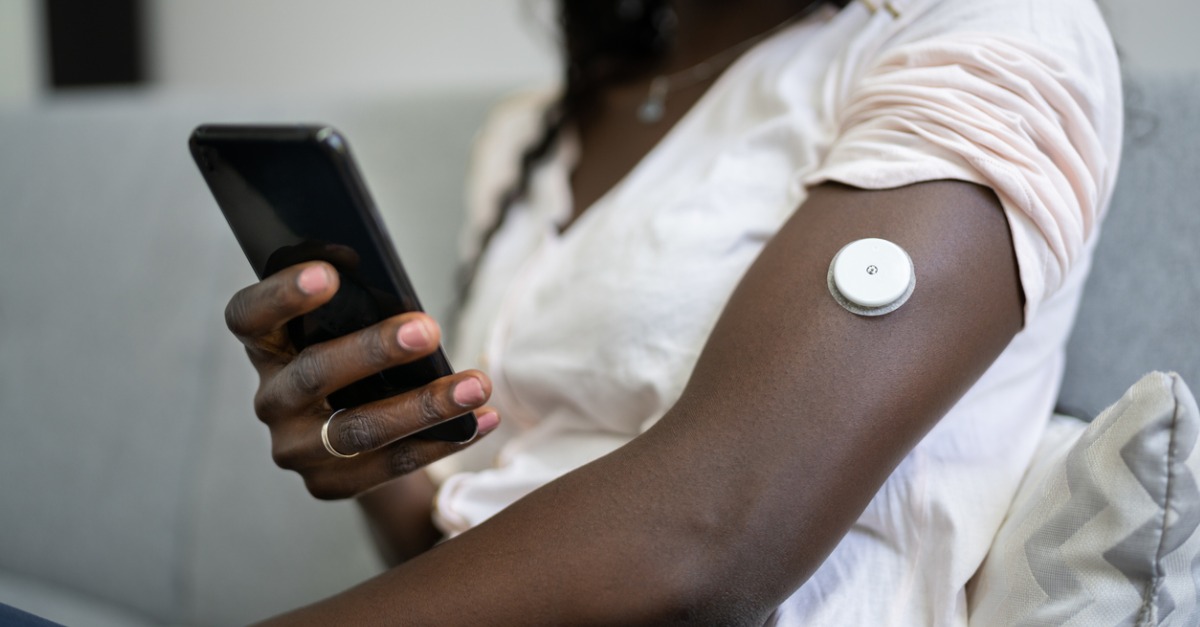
left=260, top=179, right=1023, bottom=625
left=356, top=472, right=443, bottom=565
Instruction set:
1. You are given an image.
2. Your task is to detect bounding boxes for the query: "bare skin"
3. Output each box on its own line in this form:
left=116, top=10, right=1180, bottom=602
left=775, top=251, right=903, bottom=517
left=225, top=1, right=1025, bottom=623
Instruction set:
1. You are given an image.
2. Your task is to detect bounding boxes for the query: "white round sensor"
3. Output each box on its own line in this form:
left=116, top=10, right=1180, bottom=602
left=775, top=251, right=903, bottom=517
left=828, top=238, right=915, bottom=316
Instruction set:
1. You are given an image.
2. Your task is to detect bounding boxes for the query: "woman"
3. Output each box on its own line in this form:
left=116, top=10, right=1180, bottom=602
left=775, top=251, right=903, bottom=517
left=226, top=0, right=1121, bottom=623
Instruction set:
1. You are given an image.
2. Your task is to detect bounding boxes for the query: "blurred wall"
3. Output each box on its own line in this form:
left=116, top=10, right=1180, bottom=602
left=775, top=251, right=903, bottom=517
left=1101, top=0, right=1200, bottom=72
left=2, top=0, right=1197, bottom=101
left=146, top=0, right=559, bottom=95
left=145, top=0, right=1198, bottom=96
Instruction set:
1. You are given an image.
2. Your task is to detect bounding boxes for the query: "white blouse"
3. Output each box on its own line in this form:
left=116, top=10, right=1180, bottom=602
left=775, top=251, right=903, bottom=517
left=430, top=0, right=1122, bottom=623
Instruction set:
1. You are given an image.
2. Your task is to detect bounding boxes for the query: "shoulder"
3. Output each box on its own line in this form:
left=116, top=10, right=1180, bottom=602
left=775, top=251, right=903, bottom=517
left=897, top=0, right=1122, bottom=180
left=460, top=87, right=559, bottom=261
left=474, top=87, right=560, bottom=155
left=888, top=0, right=1115, bottom=49
left=871, top=0, right=1120, bottom=92
left=849, top=0, right=1123, bottom=185
left=810, top=0, right=1123, bottom=321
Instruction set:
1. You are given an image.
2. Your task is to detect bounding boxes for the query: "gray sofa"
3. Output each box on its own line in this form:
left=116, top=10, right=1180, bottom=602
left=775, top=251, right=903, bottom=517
left=0, top=69, right=1196, bottom=625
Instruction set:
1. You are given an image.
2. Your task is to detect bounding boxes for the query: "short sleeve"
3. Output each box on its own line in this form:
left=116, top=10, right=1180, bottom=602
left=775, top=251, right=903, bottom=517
left=802, top=32, right=1121, bottom=322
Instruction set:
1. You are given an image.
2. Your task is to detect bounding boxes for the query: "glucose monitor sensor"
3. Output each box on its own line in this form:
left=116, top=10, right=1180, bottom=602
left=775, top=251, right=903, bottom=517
left=827, top=238, right=915, bottom=316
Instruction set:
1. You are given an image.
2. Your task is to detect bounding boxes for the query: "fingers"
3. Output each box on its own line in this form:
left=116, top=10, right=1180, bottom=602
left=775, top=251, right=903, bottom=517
left=325, top=371, right=492, bottom=455
left=286, top=407, right=502, bottom=501
left=226, top=259, right=499, bottom=500
left=225, top=261, right=340, bottom=363
left=265, top=372, right=492, bottom=470
left=254, top=312, right=445, bottom=418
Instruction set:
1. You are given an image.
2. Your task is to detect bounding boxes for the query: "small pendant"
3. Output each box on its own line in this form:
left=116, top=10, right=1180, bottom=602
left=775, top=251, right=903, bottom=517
left=638, top=98, right=664, bottom=124
left=637, top=77, right=669, bottom=124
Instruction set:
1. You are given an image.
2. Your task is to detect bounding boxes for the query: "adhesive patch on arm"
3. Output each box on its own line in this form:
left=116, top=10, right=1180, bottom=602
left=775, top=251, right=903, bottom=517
left=827, top=238, right=915, bottom=316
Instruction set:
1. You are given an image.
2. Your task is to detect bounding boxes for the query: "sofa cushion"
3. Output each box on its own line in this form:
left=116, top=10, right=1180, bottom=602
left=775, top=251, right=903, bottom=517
left=1059, top=71, right=1200, bottom=420
left=0, top=89, right=500, bottom=625
left=968, top=372, right=1200, bottom=625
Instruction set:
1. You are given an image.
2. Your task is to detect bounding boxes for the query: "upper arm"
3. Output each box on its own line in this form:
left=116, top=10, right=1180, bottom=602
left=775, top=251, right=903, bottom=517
left=422, top=178, right=1028, bottom=623
left=634, top=178, right=1024, bottom=608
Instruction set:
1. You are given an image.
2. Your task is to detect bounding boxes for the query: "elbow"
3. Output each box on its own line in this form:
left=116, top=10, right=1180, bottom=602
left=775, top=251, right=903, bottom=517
left=621, top=535, right=776, bottom=626
left=601, top=479, right=782, bottom=622
left=636, top=572, right=771, bottom=627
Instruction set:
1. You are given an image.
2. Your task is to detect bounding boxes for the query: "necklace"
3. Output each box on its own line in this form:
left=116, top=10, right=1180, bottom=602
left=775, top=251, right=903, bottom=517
left=636, top=8, right=815, bottom=124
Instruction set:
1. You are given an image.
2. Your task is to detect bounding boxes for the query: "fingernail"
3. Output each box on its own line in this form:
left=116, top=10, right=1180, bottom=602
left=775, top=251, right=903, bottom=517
left=397, top=320, right=431, bottom=350
left=453, top=378, right=485, bottom=406
left=476, top=411, right=500, bottom=434
left=297, top=266, right=329, bottom=295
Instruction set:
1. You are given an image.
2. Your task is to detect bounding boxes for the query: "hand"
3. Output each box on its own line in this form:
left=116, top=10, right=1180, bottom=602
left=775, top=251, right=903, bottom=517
left=224, top=260, right=500, bottom=500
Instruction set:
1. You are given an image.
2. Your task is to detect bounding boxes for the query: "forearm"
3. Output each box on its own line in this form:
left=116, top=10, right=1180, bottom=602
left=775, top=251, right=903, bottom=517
left=356, top=471, right=443, bottom=565
left=265, top=436, right=751, bottom=626
left=264, top=373, right=963, bottom=627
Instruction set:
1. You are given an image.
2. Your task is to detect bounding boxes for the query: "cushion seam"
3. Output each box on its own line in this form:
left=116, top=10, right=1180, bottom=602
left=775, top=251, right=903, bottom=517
left=1144, top=374, right=1184, bottom=623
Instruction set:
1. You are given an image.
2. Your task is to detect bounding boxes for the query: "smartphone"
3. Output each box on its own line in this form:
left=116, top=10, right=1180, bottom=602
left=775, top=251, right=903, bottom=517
left=190, top=124, right=477, bottom=443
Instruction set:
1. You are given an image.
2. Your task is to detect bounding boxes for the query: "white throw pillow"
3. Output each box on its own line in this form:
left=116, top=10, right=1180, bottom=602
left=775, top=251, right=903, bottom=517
left=968, top=372, right=1200, bottom=626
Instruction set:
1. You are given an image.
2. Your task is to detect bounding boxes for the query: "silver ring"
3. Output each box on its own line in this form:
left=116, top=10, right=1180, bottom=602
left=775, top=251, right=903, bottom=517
left=321, top=409, right=360, bottom=459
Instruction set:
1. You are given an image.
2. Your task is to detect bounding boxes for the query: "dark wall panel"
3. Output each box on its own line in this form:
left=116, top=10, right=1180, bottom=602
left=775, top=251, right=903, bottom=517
left=44, top=0, right=145, bottom=87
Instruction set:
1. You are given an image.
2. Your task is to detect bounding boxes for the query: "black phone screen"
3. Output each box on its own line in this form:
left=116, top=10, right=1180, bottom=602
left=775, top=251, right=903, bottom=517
left=190, top=125, right=476, bottom=443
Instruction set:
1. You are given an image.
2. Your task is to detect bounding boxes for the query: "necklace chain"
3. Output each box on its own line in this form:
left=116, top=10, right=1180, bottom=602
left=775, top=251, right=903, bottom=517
left=637, top=7, right=814, bottom=124
left=636, top=1, right=902, bottom=124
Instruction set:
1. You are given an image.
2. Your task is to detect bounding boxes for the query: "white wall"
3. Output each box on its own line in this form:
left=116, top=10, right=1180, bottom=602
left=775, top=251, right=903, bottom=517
left=0, top=0, right=40, bottom=104
left=1100, top=0, right=1200, bottom=72
left=4, top=0, right=1197, bottom=102
left=146, top=0, right=559, bottom=95
left=145, top=0, right=1198, bottom=97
